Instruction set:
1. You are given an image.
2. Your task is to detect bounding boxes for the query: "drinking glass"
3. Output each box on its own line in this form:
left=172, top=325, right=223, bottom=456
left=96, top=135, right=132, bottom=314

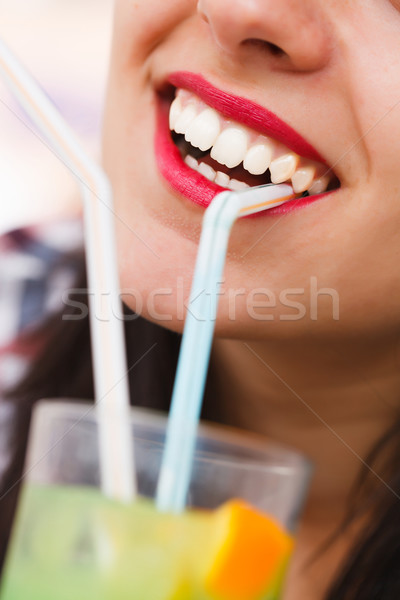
left=0, top=400, right=311, bottom=600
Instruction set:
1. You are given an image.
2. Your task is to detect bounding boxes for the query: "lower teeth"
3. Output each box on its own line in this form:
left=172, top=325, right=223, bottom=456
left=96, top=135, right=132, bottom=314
left=176, top=133, right=336, bottom=196
left=184, top=154, right=250, bottom=190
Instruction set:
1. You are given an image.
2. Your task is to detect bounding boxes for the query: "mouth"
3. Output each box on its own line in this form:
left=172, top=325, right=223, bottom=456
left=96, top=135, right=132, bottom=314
left=155, top=72, right=340, bottom=213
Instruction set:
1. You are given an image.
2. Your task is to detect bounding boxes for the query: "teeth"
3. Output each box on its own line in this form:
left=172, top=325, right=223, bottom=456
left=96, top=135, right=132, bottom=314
left=215, top=171, right=230, bottom=188
left=211, top=127, right=249, bottom=169
left=228, top=179, right=249, bottom=191
left=170, top=89, right=335, bottom=194
left=269, top=153, right=299, bottom=184
left=243, top=142, right=273, bottom=175
left=174, top=104, right=197, bottom=135
left=184, top=156, right=248, bottom=190
left=197, top=161, right=216, bottom=182
left=292, top=166, right=316, bottom=194
left=184, top=155, right=199, bottom=170
left=308, top=175, right=329, bottom=195
left=185, top=108, right=221, bottom=152
left=169, top=96, right=183, bottom=130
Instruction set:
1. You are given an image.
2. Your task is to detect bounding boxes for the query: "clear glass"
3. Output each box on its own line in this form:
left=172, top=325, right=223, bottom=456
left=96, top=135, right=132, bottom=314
left=0, top=400, right=312, bottom=600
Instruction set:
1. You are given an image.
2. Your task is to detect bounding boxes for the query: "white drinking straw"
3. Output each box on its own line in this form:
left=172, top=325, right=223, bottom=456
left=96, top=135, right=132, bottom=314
left=156, top=183, right=296, bottom=513
left=0, top=38, right=136, bottom=502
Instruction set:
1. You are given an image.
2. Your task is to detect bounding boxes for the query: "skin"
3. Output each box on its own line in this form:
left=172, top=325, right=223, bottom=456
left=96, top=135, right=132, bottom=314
left=102, top=1, right=400, bottom=597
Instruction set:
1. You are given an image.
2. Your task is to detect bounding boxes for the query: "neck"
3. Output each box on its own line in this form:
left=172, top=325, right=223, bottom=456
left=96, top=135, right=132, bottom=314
left=210, top=334, right=399, bottom=517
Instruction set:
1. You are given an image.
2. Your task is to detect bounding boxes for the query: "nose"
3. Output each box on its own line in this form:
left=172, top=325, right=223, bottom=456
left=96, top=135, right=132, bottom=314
left=197, top=0, right=332, bottom=72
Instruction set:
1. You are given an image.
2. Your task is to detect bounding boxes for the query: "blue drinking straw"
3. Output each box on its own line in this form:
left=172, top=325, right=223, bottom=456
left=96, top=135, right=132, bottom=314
left=156, top=183, right=296, bottom=513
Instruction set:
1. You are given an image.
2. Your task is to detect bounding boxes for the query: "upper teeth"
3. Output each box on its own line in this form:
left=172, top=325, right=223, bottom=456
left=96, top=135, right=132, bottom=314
left=169, top=89, right=330, bottom=195
left=243, top=143, right=273, bottom=176
left=185, top=108, right=221, bottom=151
left=211, top=127, right=248, bottom=169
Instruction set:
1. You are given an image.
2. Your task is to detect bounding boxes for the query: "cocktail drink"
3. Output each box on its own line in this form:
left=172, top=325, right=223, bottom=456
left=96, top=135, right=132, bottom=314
left=0, top=401, right=310, bottom=600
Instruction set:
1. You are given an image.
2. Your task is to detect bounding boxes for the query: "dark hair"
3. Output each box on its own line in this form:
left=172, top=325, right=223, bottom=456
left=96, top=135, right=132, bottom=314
left=1, top=260, right=400, bottom=598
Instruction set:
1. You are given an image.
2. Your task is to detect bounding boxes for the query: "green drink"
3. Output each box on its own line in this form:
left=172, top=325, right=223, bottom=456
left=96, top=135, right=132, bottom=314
left=2, top=485, right=292, bottom=600
left=0, top=402, right=310, bottom=600
left=2, top=485, right=206, bottom=600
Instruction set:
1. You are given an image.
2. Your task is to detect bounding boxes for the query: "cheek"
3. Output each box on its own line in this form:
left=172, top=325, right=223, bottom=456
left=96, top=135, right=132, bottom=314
left=341, top=16, right=400, bottom=186
left=112, top=0, right=196, bottom=67
left=326, top=210, right=400, bottom=336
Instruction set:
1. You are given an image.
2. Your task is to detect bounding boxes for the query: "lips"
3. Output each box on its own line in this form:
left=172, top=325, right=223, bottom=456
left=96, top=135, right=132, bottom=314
left=155, top=71, right=337, bottom=213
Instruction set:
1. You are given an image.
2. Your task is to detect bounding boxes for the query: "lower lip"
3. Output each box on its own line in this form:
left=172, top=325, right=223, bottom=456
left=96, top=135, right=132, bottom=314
left=154, top=99, right=332, bottom=216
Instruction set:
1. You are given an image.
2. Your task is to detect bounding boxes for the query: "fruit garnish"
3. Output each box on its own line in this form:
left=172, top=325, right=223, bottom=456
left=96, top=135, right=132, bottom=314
left=203, top=500, right=293, bottom=600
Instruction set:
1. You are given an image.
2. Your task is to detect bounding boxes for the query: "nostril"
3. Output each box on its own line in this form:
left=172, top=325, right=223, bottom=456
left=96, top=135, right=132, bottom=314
left=243, top=38, right=286, bottom=58
left=266, top=41, right=285, bottom=56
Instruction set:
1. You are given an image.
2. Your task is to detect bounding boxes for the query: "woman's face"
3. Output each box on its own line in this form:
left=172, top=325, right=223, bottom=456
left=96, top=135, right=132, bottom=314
left=103, top=0, right=400, bottom=341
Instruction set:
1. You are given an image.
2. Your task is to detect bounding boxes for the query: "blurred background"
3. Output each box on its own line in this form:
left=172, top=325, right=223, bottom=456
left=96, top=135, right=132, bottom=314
left=0, top=0, right=114, bottom=234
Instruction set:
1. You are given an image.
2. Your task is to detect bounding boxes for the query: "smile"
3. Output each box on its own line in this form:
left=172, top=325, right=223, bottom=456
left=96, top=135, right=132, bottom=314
left=155, top=72, right=339, bottom=212
left=170, top=88, right=330, bottom=194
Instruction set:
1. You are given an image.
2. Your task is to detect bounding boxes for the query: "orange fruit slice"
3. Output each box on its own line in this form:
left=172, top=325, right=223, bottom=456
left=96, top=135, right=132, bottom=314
left=204, top=500, right=293, bottom=600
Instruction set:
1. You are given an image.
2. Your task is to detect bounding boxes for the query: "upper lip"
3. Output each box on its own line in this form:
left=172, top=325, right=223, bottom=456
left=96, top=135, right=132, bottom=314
left=168, top=71, right=328, bottom=167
